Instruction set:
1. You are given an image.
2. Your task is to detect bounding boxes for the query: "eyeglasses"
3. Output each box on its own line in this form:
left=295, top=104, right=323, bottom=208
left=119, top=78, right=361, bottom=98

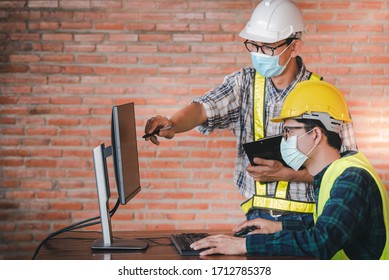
left=282, top=126, right=305, bottom=139
left=244, top=37, right=295, bottom=56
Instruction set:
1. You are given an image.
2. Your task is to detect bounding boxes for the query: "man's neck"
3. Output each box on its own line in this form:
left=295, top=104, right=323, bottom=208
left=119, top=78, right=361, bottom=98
left=270, top=58, right=299, bottom=90
left=305, top=146, right=341, bottom=176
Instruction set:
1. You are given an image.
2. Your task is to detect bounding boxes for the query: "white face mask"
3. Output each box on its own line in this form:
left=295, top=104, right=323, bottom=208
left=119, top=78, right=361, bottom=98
left=280, top=129, right=317, bottom=171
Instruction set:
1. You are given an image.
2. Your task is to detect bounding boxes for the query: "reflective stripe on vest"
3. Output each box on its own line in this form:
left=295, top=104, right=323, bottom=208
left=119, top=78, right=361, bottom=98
left=241, top=72, right=321, bottom=215
left=314, top=152, right=389, bottom=260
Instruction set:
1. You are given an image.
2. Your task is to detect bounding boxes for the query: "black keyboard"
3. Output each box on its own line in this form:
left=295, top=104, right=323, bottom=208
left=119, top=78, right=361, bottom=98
left=170, top=233, right=209, bottom=256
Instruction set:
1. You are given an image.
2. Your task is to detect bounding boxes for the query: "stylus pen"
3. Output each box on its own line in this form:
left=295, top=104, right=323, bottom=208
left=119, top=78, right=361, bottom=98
left=142, top=125, right=173, bottom=138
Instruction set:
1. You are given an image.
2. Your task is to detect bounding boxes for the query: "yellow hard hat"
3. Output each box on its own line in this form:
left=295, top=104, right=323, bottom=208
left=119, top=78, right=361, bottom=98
left=272, top=80, right=352, bottom=132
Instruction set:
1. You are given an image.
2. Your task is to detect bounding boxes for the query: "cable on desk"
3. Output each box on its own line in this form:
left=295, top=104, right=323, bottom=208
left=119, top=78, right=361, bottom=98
left=125, top=236, right=172, bottom=246
left=31, top=198, right=120, bottom=260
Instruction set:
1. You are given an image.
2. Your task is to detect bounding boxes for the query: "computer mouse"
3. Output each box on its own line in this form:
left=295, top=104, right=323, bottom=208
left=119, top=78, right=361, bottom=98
left=234, top=225, right=257, bottom=237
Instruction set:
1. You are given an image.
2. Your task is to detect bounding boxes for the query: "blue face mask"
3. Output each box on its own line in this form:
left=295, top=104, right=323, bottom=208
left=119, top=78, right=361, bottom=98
left=280, top=129, right=317, bottom=171
left=250, top=43, right=292, bottom=77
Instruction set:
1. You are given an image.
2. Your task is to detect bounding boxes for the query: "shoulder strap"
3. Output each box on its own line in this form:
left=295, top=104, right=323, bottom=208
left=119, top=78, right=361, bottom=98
left=253, top=72, right=266, bottom=140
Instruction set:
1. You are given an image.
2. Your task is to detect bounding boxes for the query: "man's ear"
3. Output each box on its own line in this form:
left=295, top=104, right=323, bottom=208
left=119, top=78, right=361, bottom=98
left=291, top=39, right=303, bottom=57
left=313, top=127, right=324, bottom=144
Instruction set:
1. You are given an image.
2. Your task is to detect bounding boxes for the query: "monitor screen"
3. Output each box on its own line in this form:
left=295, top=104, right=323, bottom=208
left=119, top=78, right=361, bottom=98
left=91, top=102, right=148, bottom=250
left=111, top=102, right=141, bottom=205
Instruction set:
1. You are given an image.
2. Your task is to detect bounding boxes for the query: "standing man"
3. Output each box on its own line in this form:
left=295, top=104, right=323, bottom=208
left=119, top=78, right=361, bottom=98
left=144, top=0, right=357, bottom=224
left=190, top=80, right=389, bottom=260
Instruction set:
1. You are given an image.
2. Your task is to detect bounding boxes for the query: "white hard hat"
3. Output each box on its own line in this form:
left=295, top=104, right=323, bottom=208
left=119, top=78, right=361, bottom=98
left=239, top=0, right=306, bottom=43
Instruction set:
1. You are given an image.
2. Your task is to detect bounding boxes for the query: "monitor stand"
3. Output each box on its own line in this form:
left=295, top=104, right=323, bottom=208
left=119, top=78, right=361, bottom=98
left=91, top=144, right=148, bottom=250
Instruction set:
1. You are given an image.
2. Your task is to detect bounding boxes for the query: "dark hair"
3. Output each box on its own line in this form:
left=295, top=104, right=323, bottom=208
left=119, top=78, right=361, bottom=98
left=295, top=119, right=342, bottom=151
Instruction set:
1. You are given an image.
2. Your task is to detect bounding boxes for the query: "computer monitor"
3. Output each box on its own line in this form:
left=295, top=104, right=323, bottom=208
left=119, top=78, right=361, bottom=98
left=112, top=103, right=141, bottom=205
left=91, top=102, right=148, bottom=250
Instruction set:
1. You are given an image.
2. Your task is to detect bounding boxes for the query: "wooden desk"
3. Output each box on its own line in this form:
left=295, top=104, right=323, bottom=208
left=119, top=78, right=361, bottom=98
left=36, top=229, right=313, bottom=260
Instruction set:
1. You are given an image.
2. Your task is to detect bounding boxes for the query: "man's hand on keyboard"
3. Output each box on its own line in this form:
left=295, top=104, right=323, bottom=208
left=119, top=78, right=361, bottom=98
left=190, top=234, right=246, bottom=256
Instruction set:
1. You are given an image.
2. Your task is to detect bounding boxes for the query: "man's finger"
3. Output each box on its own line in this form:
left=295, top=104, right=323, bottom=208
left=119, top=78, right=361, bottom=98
left=253, top=157, right=270, bottom=166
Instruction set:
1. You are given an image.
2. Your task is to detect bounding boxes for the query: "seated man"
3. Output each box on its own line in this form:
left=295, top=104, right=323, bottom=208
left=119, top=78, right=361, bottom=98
left=191, top=80, right=389, bottom=260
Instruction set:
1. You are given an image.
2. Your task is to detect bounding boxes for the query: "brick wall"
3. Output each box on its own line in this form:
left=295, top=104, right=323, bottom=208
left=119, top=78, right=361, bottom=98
left=0, top=0, right=388, bottom=259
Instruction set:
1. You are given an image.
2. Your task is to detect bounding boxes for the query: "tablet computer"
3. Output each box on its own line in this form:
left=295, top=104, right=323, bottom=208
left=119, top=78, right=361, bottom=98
left=243, top=134, right=287, bottom=166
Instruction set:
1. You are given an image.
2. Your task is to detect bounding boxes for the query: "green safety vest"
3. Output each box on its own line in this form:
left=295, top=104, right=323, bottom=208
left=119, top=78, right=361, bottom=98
left=314, top=152, right=389, bottom=260
left=241, top=72, right=322, bottom=215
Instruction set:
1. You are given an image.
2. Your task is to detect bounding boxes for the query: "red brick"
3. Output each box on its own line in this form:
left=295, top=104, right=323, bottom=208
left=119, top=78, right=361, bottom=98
left=49, top=75, right=80, bottom=84
left=369, top=56, right=389, bottom=64
left=107, top=12, right=136, bottom=21
left=173, top=34, right=203, bottom=42
left=33, top=42, right=64, bottom=52
left=25, top=159, right=57, bottom=168
left=36, top=212, right=71, bottom=220
left=160, top=171, right=191, bottom=179
left=167, top=213, right=196, bottom=220
left=0, top=22, right=26, bottom=31
left=139, top=12, right=170, bottom=21
left=205, top=12, right=236, bottom=21
left=21, top=138, right=50, bottom=146
left=0, top=96, right=18, bottom=104
left=178, top=203, right=209, bottom=210
left=108, top=55, right=137, bottom=64
left=60, top=0, right=90, bottom=9
left=58, top=158, right=89, bottom=168
left=94, top=66, right=126, bottom=75
left=51, top=138, right=83, bottom=146
left=317, top=24, right=349, bottom=32
left=29, top=21, right=59, bottom=30
left=15, top=75, right=47, bottom=84
left=42, top=33, right=72, bottom=41
left=95, top=22, right=125, bottom=30
left=29, top=65, right=61, bottom=74
left=50, top=202, right=83, bottom=211
left=204, top=34, right=235, bottom=42
left=75, top=55, right=107, bottom=63
left=47, top=118, right=80, bottom=126
left=74, top=33, right=105, bottom=42
left=164, top=192, right=193, bottom=199
left=0, top=1, right=27, bottom=8
left=351, top=2, right=383, bottom=9
left=9, top=33, right=40, bottom=41
left=148, top=203, right=177, bottom=210
left=25, top=127, right=57, bottom=136
left=0, top=127, right=24, bottom=135
left=61, top=21, right=92, bottom=29
left=159, top=66, right=189, bottom=75
left=19, top=97, right=48, bottom=109
left=64, top=66, right=94, bottom=74
left=159, top=45, right=190, bottom=53
left=127, top=44, right=157, bottom=52
left=42, top=54, right=73, bottom=62
left=20, top=180, right=53, bottom=189
left=96, top=44, right=126, bottom=52
left=92, top=0, right=122, bottom=9
left=64, top=44, right=96, bottom=52
left=0, top=86, right=31, bottom=94
left=52, top=97, right=83, bottom=105
left=0, top=64, right=29, bottom=73
left=0, top=117, right=16, bottom=125
left=9, top=54, right=40, bottom=63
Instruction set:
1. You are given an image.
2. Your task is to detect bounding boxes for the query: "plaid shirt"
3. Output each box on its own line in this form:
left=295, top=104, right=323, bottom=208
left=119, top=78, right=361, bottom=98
left=246, top=152, right=386, bottom=259
left=193, top=57, right=358, bottom=200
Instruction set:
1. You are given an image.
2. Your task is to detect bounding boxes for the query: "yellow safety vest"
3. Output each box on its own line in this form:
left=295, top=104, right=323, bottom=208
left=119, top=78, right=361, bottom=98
left=241, top=72, right=322, bottom=215
left=314, top=152, right=389, bottom=260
